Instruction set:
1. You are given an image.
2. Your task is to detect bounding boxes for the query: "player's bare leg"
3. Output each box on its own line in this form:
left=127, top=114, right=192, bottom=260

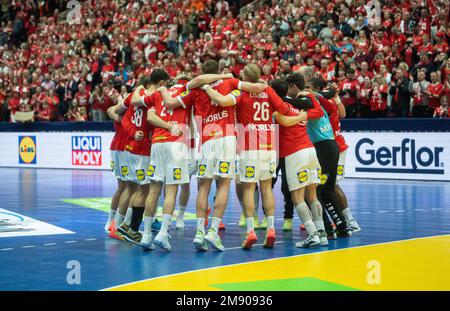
left=110, top=182, right=136, bottom=239
left=335, top=184, right=360, bottom=233
left=291, top=188, right=320, bottom=248
left=154, top=184, right=179, bottom=251
left=122, top=183, right=149, bottom=244
left=176, top=182, right=190, bottom=229
left=241, top=181, right=258, bottom=249
left=306, top=185, right=328, bottom=246
left=105, top=179, right=125, bottom=233
left=193, top=178, right=212, bottom=251
left=259, top=178, right=276, bottom=248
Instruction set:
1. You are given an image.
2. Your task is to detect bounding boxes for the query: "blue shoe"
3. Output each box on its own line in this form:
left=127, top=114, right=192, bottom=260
left=151, top=219, right=161, bottom=231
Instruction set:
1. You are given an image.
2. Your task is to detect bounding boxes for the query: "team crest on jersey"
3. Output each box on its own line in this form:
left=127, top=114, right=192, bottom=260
left=219, top=161, right=230, bottom=174
left=136, top=169, right=145, bottom=181
left=173, top=168, right=182, bottom=180
left=269, top=162, right=276, bottom=174
left=297, top=170, right=308, bottom=183
left=337, top=165, right=344, bottom=176
left=180, top=90, right=190, bottom=97
left=110, top=161, right=114, bottom=171
left=198, top=164, right=206, bottom=176
left=121, top=166, right=129, bottom=177
left=147, top=165, right=155, bottom=177
left=245, top=166, right=255, bottom=178
left=231, top=89, right=241, bottom=97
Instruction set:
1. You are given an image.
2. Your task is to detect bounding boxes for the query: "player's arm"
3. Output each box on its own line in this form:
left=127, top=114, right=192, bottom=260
left=107, top=102, right=127, bottom=122
left=156, top=86, right=183, bottom=109
left=335, top=95, right=346, bottom=118
left=201, top=85, right=236, bottom=107
left=187, top=73, right=234, bottom=89
left=273, top=110, right=308, bottom=127
left=239, top=81, right=267, bottom=94
left=130, top=85, right=146, bottom=107
left=298, top=91, right=324, bottom=119
left=147, top=110, right=183, bottom=137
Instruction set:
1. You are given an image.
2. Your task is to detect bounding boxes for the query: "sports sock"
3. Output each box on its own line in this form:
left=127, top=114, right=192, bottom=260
left=130, top=207, right=145, bottom=232
left=341, top=208, right=354, bottom=222
left=303, top=220, right=317, bottom=235
left=197, top=217, right=205, bottom=233
left=177, top=205, right=186, bottom=218
left=295, top=202, right=313, bottom=225
left=160, top=214, right=171, bottom=234
left=267, top=216, right=275, bottom=229
left=114, top=212, right=125, bottom=228
left=310, top=200, right=325, bottom=231
left=124, top=208, right=133, bottom=226
left=143, top=216, right=154, bottom=235
left=108, top=210, right=116, bottom=223
left=246, top=217, right=254, bottom=233
left=211, top=217, right=221, bottom=232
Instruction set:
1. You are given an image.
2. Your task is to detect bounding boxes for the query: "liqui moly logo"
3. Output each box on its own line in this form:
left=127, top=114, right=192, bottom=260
left=71, top=136, right=102, bottom=166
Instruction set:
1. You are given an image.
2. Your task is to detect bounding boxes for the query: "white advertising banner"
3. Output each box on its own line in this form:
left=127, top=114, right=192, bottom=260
left=344, top=132, right=449, bottom=181
left=0, top=132, right=114, bottom=170
left=0, top=131, right=448, bottom=181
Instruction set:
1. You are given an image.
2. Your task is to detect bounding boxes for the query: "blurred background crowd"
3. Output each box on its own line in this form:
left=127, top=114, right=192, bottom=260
left=0, top=0, right=449, bottom=122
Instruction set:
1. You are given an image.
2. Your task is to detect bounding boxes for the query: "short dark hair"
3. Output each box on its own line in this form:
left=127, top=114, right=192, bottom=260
left=138, top=76, right=152, bottom=88
left=270, top=79, right=288, bottom=98
left=150, top=69, right=170, bottom=84
left=202, top=60, right=219, bottom=74
left=285, top=73, right=305, bottom=90
left=310, top=77, right=327, bottom=91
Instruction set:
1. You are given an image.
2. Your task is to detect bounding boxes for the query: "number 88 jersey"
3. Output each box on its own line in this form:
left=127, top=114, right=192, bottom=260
left=230, top=87, right=290, bottom=151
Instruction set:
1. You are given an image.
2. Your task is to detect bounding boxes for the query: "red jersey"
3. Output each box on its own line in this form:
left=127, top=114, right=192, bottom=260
left=339, top=79, right=359, bottom=105
left=276, top=103, right=315, bottom=158
left=230, top=87, right=290, bottom=151
left=120, top=89, right=154, bottom=156
left=321, top=98, right=348, bottom=153
left=143, top=85, right=192, bottom=145
left=428, top=82, right=444, bottom=109
left=177, top=78, right=241, bottom=144
left=110, top=93, right=130, bottom=152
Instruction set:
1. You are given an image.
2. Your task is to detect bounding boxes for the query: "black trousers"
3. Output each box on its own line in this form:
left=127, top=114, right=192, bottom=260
left=313, top=140, right=347, bottom=232
left=272, top=158, right=294, bottom=219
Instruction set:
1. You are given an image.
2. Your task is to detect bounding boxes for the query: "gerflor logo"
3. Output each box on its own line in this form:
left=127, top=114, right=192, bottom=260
left=355, top=138, right=444, bottom=175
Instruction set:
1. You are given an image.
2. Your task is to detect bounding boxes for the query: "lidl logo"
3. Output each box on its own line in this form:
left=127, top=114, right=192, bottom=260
left=121, top=166, right=129, bottom=177
left=136, top=169, right=145, bottom=181
left=72, top=136, right=102, bottom=166
left=147, top=165, right=155, bottom=177
left=245, top=166, right=255, bottom=178
left=219, top=161, right=230, bottom=174
left=317, top=169, right=328, bottom=184
left=198, top=164, right=206, bottom=176
left=337, top=165, right=344, bottom=176
left=18, top=136, right=37, bottom=164
left=231, top=89, right=241, bottom=97
left=173, top=168, right=182, bottom=180
left=270, top=162, right=276, bottom=174
left=180, top=90, right=190, bottom=97
left=297, top=170, right=308, bottom=183
left=110, top=161, right=115, bottom=171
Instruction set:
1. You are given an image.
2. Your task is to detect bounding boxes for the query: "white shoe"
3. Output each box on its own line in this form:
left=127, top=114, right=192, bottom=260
left=295, top=233, right=321, bottom=248
left=193, top=230, right=208, bottom=251
left=347, top=220, right=361, bottom=233
left=176, top=216, right=185, bottom=229
left=154, top=231, right=171, bottom=251
left=140, top=233, right=155, bottom=250
left=318, top=230, right=329, bottom=246
left=204, top=229, right=225, bottom=252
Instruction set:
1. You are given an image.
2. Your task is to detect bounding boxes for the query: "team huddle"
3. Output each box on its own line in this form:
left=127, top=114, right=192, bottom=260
left=104, top=60, right=360, bottom=252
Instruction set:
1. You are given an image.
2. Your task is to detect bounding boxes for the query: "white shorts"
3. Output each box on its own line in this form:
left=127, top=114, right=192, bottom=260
left=188, top=159, right=198, bottom=177
left=285, top=147, right=321, bottom=192
left=239, top=150, right=277, bottom=183
left=121, top=152, right=150, bottom=185
left=197, top=136, right=236, bottom=179
left=111, top=150, right=126, bottom=180
left=148, top=142, right=189, bottom=185
left=336, top=149, right=347, bottom=184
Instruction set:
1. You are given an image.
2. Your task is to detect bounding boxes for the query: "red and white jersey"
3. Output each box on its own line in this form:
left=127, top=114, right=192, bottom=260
left=230, top=87, right=290, bottom=151
left=276, top=104, right=315, bottom=159
left=177, top=78, right=241, bottom=144
left=141, top=85, right=192, bottom=145
left=324, top=98, right=348, bottom=153
left=120, top=89, right=154, bottom=156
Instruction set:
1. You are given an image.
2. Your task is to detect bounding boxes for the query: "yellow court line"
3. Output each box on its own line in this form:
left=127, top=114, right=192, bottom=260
left=108, top=235, right=450, bottom=291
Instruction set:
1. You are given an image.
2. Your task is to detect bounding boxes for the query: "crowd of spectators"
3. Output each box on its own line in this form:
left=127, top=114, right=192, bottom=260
left=0, top=0, right=449, bottom=123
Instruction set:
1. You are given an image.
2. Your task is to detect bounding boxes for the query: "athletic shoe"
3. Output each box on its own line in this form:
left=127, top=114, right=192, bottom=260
left=204, top=228, right=225, bottom=252
left=327, top=229, right=337, bottom=240
left=117, top=223, right=129, bottom=236
left=241, top=230, right=258, bottom=249
left=109, top=224, right=124, bottom=241
left=259, top=216, right=268, bottom=229
left=336, top=227, right=352, bottom=238
left=176, top=215, right=185, bottom=229
left=154, top=231, right=172, bottom=251
left=219, top=222, right=226, bottom=230
left=282, top=219, right=293, bottom=231
left=204, top=206, right=212, bottom=227
left=347, top=220, right=361, bottom=233
left=300, top=223, right=305, bottom=231
left=151, top=219, right=161, bottom=232
left=295, top=233, right=321, bottom=248
left=140, top=233, right=155, bottom=251
left=123, top=229, right=143, bottom=245
left=254, top=216, right=261, bottom=230
left=238, top=213, right=246, bottom=227
left=318, top=230, right=329, bottom=246
left=263, top=228, right=276, bottom=248
left=193, top=230, right=208, bottom=251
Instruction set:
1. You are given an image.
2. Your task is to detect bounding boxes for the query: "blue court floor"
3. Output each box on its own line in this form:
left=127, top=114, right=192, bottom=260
left=0, top=168, right=449, bottom=290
